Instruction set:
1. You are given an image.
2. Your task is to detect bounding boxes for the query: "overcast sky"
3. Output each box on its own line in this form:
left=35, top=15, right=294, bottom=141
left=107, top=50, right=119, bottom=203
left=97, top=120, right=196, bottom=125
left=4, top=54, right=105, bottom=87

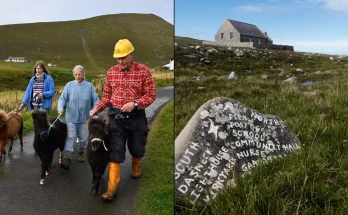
left=176, top=0, right=348, bottom=55
left=0, top=0, right=173, bottom=25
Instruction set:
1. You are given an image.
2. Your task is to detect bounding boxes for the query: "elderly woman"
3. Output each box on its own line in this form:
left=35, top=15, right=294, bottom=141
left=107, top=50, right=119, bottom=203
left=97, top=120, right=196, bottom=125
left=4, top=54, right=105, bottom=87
left=58, top=65, right=99, bottom=170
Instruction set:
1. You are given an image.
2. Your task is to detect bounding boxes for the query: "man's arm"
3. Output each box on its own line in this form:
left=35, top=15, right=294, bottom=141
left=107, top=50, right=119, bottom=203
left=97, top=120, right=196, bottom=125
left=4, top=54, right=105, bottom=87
left=135, top=69, right=156, bottom=109
left=90, top=74, right=112, bottom=116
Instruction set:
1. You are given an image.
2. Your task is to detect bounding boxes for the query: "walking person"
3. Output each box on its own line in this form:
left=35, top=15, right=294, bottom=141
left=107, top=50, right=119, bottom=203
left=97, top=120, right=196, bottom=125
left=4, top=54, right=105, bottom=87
left=89, top=39, right=156, bottom=202
left=58, top=65, right=99, bottom=170
left=20, top=60, right=56, bottom=111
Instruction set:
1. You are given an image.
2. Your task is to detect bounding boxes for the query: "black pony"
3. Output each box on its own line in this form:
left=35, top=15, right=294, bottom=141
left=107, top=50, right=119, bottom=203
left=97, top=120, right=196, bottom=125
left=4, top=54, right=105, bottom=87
left=32, top=110, right=67, bottom=185
left=86, top=116, right=109, bottom=195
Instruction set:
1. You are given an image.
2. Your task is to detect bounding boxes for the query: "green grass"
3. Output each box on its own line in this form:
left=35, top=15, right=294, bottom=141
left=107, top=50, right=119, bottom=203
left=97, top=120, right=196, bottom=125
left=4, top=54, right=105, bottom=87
left=0, top=14, right=173, bottom=71
left=137, top=101, right=174, bottom=215
left=175, top=36, right=348, bottom=214
left=154, top=79, right=173, bottom=88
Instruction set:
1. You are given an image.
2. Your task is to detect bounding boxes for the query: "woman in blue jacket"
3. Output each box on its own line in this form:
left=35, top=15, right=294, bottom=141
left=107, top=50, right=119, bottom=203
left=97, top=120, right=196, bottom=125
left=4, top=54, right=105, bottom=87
left=20, top=60, right=56, bottom=111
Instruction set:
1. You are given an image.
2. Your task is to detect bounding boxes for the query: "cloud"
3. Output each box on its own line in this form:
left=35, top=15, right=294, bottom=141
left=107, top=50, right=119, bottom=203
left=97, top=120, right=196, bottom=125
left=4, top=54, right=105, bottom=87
left=237, top=5, right=263, bottom=12
left=294, top=0, right=304, bottom=4
left=308, top=0, right=348, bottom=13
left=236, top=4, right=279, bottom=13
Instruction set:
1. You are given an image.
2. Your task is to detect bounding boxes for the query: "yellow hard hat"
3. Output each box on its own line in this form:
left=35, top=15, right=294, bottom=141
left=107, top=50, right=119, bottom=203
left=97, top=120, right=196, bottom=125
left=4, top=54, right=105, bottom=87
left=113, top=39, right=134, bottom=58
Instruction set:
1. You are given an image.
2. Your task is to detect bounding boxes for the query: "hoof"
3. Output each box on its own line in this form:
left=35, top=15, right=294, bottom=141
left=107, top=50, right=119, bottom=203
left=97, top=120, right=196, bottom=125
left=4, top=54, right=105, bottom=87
left=45, top=171, right=49, bottom=176
left=101, top=193, right=116, bottom=202
left=101, top=197, right=112, bottom=202
left=93, top=189, right=98, bottom=195
left=40, top=179, right=45, bottom=185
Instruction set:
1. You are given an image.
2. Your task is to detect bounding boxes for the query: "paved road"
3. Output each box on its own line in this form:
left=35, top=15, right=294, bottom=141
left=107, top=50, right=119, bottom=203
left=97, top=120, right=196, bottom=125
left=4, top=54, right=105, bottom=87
left=0, top=86, right=173, bottom=215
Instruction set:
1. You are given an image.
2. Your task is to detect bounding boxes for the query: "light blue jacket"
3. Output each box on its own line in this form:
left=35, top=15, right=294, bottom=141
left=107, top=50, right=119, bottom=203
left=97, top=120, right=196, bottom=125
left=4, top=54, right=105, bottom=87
left=22, top=73, right=56, bottom=110
left=58, top=80, right=99, bottom=123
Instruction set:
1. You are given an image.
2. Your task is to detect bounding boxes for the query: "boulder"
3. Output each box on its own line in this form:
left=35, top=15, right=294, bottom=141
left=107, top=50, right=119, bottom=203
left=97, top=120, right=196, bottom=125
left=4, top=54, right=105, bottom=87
left=245, top=70, right=252, bottom=75
left=200, top=58, right=211, bottom=65
left=234, top=49, right=244, bottom=57
left=175, top=97, right=301, bottom=205
left=207, top=48, right=218, bottom=54
left=228, top=72, right=238, bottom=80
left=296, top=69, right=303, bottom=74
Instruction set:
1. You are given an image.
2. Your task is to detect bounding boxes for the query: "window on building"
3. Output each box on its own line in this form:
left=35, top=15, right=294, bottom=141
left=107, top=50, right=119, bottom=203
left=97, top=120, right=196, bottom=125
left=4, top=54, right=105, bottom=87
left=221, top=33, right=224, bottom=39
left=230, top=32, right=233, bottom=39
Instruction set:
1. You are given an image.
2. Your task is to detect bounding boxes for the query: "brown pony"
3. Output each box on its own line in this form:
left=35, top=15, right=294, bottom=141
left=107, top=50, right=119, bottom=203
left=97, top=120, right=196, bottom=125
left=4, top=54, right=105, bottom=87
left=0, top=110, right=24, bottom=162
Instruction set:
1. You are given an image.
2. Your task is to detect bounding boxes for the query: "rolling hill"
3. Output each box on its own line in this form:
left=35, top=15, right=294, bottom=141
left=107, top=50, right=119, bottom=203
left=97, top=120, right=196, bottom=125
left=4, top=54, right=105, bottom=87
left=0, top=13, right=173, bottom=72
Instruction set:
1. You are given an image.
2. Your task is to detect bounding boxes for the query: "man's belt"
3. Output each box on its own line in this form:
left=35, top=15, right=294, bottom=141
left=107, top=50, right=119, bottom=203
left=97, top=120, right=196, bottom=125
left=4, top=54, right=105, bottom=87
left=108, top=104, right=145, bottom=119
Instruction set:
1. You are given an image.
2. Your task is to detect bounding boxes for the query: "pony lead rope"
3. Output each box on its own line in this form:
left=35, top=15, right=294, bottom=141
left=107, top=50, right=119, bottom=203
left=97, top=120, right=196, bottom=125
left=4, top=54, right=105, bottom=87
left=48, top=114, right=62, bottom=134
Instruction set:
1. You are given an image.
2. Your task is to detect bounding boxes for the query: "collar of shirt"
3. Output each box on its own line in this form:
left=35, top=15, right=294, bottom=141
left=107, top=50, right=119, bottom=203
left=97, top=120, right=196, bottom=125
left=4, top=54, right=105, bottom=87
left=119, top=61, right=135, bottom=72
left=75, top=80, right=85, bottom=84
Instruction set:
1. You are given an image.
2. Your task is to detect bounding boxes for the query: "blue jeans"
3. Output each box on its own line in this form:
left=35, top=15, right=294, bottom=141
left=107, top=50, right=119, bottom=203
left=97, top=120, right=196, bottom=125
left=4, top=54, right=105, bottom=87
left=64, top=122, right=88, bottom=153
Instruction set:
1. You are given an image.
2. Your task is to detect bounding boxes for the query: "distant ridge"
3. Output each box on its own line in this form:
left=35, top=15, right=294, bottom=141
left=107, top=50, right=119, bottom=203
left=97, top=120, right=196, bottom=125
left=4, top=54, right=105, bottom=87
left=0, top=13, right=173, bottom=71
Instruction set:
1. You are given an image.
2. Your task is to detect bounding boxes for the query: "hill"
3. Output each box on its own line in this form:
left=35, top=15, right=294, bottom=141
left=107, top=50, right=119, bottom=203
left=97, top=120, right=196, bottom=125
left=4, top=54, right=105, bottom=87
left=175, top=36, right=348, bottom=214
left=0, top=14, right=173, bottom=72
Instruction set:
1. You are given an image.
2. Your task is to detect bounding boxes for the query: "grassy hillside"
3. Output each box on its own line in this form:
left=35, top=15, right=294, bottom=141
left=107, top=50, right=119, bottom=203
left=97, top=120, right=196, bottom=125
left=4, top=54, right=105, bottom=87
left=0, top=13, right=173, bottom=72
left=175, top=36, right=348, bottom=214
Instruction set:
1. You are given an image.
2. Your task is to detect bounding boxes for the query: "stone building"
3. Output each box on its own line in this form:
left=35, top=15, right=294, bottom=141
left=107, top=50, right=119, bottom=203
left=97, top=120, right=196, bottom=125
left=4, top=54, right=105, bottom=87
left=206, top=19, right=293, bottom=51
left=215, top=19, right=273, bottom=45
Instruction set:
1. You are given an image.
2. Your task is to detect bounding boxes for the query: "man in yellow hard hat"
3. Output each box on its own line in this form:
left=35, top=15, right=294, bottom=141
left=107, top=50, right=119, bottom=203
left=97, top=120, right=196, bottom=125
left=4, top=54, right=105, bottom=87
left=89, top=39, right=156, bottom=202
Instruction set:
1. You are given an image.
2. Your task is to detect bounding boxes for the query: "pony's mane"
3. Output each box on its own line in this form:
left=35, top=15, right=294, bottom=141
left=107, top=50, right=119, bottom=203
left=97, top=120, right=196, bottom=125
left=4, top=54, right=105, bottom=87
left=87, top=116, right=107, bottom=130
left=31, top=110, right=48, bottom=118
left=0, top=110, right=9, bottom=122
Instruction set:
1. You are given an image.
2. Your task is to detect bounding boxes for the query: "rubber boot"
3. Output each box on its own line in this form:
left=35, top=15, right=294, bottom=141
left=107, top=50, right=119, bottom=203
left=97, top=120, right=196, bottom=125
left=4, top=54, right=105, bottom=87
left=77, top=147, right=85, bottom=163
left=131, top=157, right=141, bottom=178
left=101, top=162, right=120, bottom=201
left=60, top=151, right=73, bottom=170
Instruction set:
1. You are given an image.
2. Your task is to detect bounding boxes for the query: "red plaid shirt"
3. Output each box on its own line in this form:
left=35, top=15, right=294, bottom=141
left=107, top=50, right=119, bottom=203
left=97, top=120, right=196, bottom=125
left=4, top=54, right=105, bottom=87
left=96, top=61, right=156, bottom=112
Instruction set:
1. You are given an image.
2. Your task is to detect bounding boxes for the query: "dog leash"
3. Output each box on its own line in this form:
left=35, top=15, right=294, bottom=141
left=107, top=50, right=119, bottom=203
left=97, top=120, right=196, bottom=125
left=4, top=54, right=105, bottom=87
left=0, top=93, right=40, bottom=128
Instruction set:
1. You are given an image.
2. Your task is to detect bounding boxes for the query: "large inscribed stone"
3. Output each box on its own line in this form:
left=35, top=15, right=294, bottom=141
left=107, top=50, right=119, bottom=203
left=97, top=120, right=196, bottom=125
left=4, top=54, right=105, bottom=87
left=175, top=97, right=300, bottom=205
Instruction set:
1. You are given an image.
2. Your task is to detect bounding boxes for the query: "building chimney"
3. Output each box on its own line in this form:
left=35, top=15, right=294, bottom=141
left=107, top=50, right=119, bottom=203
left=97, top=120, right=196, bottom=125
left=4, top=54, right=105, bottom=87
left=264, top=32, right=267, bottom=37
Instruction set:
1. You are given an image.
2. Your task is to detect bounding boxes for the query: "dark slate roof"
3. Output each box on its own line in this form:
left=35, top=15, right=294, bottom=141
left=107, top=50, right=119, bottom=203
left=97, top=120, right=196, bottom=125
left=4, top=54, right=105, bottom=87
left=228, top=20, right=266, bottom=38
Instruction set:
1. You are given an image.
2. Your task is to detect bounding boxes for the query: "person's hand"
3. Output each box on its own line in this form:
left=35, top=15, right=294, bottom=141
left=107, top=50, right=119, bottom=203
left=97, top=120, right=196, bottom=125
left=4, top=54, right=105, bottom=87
left=90, top=108, right=98, bottom=117
left=19, top=104, right=24, bottom=110
left=121, top=102, right=135, bottom=112
left=37, top=93, right=43, bottom=99
left=58, top=110, right=64, bottom=115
